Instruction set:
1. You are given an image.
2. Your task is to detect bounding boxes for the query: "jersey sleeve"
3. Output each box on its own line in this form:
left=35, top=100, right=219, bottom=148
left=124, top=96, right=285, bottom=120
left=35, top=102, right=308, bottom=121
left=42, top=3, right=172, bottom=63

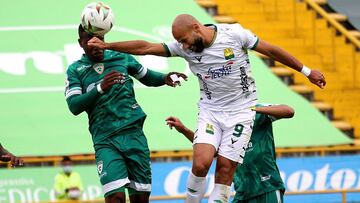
left=126, top=54, right=148, bottom=80
left=65, top=65, right=82, bottom=100
left=164, top=41, right=185, bottom=57
left=233, top=23, right=259, bottom=50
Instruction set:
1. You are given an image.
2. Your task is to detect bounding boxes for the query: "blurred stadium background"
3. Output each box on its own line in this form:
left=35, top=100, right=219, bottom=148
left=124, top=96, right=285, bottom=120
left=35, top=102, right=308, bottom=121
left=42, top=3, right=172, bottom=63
left=0, top=0, right=360, bottom=202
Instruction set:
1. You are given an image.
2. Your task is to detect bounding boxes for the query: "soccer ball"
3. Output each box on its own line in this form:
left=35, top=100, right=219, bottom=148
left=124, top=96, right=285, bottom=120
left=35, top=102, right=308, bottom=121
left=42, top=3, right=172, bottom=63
left=80, top=2, right=114, bottom=36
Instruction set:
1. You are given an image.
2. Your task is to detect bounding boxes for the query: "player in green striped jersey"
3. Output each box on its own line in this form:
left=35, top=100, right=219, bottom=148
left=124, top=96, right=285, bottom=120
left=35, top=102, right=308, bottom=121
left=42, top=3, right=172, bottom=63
left=166, top=104, right=294, bottom=203
left=65, top=25, right=186, bottom=203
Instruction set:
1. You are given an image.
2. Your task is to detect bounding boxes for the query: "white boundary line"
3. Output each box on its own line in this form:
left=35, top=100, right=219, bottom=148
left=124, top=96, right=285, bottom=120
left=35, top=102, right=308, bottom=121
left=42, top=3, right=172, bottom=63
left=0, top=25, right=189, bottom=94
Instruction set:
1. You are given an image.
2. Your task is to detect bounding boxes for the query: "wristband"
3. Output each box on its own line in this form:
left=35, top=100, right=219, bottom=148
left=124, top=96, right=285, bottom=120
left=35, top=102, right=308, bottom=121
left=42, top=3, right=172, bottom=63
left=97, top=84, right=104, bottom=94
left=301, top=65, right=311, bottom=77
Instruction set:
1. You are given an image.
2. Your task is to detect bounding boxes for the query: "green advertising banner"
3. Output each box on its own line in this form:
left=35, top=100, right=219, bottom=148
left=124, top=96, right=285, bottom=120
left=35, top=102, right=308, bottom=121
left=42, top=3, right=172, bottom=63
left=0, top=0, right=351, bottom=156
left=0, top=166, right=102, bottom=202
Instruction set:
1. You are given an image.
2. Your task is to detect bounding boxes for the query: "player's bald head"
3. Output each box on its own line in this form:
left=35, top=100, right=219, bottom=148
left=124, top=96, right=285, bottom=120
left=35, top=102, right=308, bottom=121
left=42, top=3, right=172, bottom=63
left=172, top=14, right=201, bottom=39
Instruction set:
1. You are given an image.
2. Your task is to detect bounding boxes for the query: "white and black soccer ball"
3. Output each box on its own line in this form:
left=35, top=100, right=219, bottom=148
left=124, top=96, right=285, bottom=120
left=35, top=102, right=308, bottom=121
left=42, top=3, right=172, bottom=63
left=81, top=2, right=114, bottom=36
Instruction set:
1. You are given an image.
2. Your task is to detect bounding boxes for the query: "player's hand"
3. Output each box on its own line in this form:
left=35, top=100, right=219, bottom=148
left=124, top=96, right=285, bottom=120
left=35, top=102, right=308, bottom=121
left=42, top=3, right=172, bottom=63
left=0, top=153, right=24, bottom=167
left=88, top=37, right=107, bottom=49
left=165, top=72, right=188, bottom=87
left=166, top=116, right=186, bottom=133
left=100, top=70, right=125, bottom=92
left=308, top=70, right=326, bottom=89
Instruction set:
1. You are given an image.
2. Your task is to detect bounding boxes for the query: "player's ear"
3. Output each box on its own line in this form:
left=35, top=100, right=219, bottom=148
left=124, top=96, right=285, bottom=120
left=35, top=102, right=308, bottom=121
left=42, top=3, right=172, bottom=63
left=78, top=39, right=83, bottom=48
left=193, top=23, right=200, bottom=32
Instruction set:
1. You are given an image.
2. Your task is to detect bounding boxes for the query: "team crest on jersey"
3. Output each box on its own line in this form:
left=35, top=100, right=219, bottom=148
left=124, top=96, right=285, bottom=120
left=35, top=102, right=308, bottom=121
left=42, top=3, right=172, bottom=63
left=93, top=63, right=104, bottom=74
left=97, top=161, right=103, bottom=175
left=224, top=48, right=235, bottom=60
left=206, top=123, right=214, bottom=135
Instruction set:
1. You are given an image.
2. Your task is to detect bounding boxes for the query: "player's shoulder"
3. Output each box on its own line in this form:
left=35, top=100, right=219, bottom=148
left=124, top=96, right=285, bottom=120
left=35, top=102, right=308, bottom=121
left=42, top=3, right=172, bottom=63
left=66, top=59, right=85, bottom=74
left=216, top=23, right=245, bottom=33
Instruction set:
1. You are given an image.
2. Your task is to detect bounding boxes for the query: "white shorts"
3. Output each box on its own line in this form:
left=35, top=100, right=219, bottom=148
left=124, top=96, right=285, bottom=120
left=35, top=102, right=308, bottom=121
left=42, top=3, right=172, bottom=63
left=193, top=108, right=255, bottom=163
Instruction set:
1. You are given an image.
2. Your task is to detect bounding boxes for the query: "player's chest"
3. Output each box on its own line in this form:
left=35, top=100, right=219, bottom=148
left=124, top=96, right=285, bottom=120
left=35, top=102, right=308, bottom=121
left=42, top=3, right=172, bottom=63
left=78, top=62, right=130, bottom=86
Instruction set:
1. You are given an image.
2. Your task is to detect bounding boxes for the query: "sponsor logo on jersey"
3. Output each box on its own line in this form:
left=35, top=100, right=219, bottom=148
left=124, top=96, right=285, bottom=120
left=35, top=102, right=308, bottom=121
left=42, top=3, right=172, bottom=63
left=224, top=48, right=235, bottom=60
left=93, top=63, right=104, bottom=74
left=97, top=161, right=103, bottom=175
left=194, top=56, right=202, bottom=62
left=206, top=61, right=233, bottom=79
left=240, top=66, right=250, bottom=93
left=206, top=123, right=214, bottom=135
left=261, top=175, right=271, bottom=182
left=86, top=83, right=96, bottom=92
left=77, top=65, right=91, bottom=72
left=196, top=73, right=212, bottom=99
left=246, top=141, right=253, bottom=152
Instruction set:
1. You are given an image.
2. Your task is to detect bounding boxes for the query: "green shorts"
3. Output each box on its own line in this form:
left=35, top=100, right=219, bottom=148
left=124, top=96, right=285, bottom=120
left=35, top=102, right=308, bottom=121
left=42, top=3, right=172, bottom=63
left=94, top=126, right=151, bottom=197
left=233, top=190, right=284, bottom=203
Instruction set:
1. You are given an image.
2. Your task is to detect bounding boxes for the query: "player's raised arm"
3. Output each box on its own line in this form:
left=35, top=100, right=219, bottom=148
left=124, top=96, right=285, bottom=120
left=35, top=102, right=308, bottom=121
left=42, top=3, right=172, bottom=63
left=166, top=116, right=194, bottom=142
left=253, top=39, right=326, bottom=89
left=88, top=37, right=169, bottom=57
left=253, top=105, right=295, bottom=120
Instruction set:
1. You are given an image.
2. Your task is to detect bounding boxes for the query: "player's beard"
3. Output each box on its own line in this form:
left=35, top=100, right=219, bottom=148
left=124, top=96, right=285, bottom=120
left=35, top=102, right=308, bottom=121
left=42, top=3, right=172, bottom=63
left=190, top=37, right=205, bottom=53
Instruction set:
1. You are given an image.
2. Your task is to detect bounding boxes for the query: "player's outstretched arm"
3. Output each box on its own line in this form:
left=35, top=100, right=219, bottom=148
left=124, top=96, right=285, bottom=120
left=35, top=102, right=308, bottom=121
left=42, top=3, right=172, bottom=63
left=254, top=105, right=294, bottom=120
left=0, top=143, right=24, bottom=167
left=88, top=37, right=169, bottom=57
left=254, top=40, right=326, bottom=89
left=166, top=117, right=194, bottom=142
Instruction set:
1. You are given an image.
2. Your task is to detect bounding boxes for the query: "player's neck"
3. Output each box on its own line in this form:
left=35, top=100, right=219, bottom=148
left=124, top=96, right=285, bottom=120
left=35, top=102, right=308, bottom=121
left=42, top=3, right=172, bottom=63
left=204, top=26, right=217, bottom=48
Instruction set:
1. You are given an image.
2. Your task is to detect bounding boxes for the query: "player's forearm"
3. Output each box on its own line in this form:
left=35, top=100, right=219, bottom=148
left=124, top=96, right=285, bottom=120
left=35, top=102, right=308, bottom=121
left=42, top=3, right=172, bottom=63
left=255, top=40, right=303, bottom=72
left=180, top=128, right=195, bottom=142
left=255, top=105, right=294, bottom=119
left=106, top=40, right=151, bottom=55
left=139, top=69, right=166, bottom=87
left=66, top=88, right=101, bottom=115
left=266, top=45, right=303, bottom=72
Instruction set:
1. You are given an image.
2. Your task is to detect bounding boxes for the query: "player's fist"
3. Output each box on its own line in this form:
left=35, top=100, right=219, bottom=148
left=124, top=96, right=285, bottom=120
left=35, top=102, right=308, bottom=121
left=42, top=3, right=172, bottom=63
left=100, top=70, right=125, bottom=92
left=165, top=72, right=188, bottom=87
left=308, top=70, right=326, bottom=89
left=88, top=37, right=107, bottom=49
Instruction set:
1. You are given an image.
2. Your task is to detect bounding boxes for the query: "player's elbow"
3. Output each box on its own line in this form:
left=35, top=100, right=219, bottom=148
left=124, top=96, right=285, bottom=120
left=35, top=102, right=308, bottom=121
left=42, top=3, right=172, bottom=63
left=69, top=107, right=82, bottom=116
left=66, top=99, right=83, bottom=116
left=284, top=107, right=295, bottom=118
